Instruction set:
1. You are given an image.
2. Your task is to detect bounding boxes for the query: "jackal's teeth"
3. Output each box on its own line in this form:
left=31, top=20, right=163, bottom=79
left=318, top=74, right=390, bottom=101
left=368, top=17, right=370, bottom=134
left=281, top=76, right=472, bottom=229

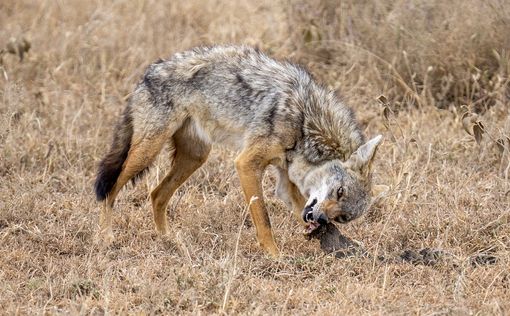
left=305, top=211, right=314, bottom=222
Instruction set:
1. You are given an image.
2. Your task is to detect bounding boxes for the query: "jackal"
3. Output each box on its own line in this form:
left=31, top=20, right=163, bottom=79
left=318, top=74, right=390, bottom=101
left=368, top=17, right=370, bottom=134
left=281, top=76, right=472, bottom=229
left=94, top=45, right=382, bottom=257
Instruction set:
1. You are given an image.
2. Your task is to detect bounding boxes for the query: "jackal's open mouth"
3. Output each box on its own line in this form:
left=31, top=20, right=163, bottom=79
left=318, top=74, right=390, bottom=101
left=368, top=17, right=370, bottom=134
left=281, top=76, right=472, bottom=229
left=304, top=221, right=321, bottom=235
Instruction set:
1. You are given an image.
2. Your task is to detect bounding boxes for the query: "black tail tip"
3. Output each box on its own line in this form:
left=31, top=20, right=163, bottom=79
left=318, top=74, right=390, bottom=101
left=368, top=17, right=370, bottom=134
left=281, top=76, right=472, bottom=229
left=94, top=165, right=119, bottom=201
left=94, top=177, right=110, bottom=201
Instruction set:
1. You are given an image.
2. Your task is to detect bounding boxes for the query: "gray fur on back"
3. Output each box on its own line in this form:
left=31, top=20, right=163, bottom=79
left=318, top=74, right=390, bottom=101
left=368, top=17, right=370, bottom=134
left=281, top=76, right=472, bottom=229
left=138, top=45, right=365, bottom=163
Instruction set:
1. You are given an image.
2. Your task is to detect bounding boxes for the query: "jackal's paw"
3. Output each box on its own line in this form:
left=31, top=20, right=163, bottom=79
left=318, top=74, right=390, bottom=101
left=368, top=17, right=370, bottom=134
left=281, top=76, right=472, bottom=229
left=262, top=243, right=280, bottom=258
left=155, top=225, right=170, bottom=237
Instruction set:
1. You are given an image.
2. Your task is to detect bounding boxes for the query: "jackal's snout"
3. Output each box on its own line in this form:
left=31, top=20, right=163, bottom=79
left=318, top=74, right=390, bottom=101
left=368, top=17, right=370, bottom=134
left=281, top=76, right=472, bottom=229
left=303, top=199, right=356, bottom=226
left=303, top=207, right=329, bottom=225
left=303, top=198, right=317, bottom=222
left=302, top=198, right=330, bottom=235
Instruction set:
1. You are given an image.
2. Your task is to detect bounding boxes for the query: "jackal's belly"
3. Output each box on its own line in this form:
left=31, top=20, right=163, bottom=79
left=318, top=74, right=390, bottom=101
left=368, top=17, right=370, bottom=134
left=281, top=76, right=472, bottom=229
left=191, top=116, right=245, bottom=150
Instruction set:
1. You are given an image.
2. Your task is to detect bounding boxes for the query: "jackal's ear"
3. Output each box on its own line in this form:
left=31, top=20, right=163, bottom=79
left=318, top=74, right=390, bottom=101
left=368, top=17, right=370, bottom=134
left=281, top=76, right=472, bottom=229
left=346, top=135, right=383, bottom=178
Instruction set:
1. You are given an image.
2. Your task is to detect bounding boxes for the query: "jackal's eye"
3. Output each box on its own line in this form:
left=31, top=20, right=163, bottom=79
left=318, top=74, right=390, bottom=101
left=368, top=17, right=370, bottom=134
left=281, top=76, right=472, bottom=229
left=337, top=187, right=344, bottom=200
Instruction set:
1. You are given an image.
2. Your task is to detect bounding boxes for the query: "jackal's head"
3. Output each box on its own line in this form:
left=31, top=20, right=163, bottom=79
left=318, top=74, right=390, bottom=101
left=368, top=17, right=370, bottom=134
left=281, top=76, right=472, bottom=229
left=302, top=135, right=383, bottom=234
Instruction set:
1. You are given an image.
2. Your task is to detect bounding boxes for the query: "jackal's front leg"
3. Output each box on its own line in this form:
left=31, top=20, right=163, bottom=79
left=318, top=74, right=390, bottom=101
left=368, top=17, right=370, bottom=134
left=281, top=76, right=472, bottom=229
left=235, top=143, right=282, bottom=257
left=275, top=168, right=306, bottom=225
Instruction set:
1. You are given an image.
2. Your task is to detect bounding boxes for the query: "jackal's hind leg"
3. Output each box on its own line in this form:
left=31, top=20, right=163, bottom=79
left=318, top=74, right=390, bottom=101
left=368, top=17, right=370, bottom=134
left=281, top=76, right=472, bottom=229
left=150, top=124, right=211, bottom=235
left=98, top=135, right=167, bottom=245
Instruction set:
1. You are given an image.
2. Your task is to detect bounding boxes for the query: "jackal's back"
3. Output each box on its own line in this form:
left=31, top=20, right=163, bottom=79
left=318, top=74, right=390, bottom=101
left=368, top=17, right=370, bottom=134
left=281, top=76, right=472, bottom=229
left=141, top=45, right=365, bottom=161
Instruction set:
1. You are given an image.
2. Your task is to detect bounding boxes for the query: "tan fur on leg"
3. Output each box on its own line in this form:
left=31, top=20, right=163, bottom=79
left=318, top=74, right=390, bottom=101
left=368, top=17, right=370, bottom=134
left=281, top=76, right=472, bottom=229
left=151, top=124, right=211, bottom=235
left=98, top=134, right=167, bottom=244
left=235, top=139, right=285, bottom=257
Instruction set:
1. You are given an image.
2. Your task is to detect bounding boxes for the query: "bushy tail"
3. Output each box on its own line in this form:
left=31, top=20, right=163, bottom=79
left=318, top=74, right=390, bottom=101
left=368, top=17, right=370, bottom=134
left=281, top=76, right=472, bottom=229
left=94, top=108, right=133, bottom=201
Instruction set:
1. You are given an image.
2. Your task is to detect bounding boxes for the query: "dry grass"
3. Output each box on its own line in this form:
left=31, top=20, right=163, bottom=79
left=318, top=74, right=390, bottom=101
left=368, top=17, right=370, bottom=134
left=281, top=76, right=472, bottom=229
left=1, top=0, right=509, bottom=314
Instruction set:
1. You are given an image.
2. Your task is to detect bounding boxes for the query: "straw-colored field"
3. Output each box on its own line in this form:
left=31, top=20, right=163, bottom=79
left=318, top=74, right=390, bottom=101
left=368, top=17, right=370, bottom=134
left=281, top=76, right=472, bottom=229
left=1, top=1, right=509, bottom=314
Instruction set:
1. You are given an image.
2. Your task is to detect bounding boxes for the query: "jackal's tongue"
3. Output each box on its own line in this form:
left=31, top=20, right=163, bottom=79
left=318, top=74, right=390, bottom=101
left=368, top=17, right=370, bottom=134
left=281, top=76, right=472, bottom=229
left=305, top=222, right=321, bottom=234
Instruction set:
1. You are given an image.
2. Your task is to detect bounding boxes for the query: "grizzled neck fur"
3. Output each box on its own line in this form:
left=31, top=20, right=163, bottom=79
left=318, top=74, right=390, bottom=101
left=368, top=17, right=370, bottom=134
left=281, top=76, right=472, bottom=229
left=289, top=82, right=365, bottom=164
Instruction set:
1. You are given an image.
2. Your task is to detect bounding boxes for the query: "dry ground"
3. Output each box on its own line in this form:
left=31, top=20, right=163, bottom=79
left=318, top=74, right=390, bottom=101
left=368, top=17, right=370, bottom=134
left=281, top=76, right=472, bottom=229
left=1, top=1, right=509, bottom=315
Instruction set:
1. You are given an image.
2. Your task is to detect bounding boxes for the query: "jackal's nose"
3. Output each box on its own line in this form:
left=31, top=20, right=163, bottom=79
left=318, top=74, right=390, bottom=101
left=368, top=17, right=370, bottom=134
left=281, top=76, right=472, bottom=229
left=317, top=213, right=328, bottom=225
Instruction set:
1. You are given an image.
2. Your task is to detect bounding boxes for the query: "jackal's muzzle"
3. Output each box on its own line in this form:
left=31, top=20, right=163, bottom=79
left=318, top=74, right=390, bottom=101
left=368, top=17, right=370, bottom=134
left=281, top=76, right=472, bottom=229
left=303, top=197, right=357, bottom=235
